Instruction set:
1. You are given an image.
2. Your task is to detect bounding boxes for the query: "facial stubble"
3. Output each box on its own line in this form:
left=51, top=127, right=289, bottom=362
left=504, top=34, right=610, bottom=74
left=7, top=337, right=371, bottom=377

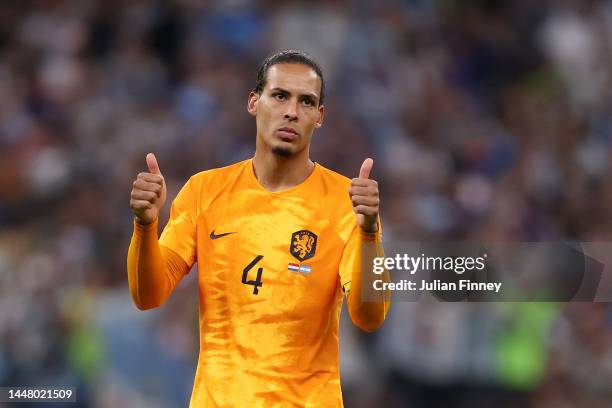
left=272, top=146, right=293, bottom=157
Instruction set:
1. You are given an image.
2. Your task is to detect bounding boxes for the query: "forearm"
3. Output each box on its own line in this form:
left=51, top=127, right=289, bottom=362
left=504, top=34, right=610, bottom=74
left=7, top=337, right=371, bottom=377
left=347, top=230, right=390, bottom=332
left=127, top=219, right=189, bottom=310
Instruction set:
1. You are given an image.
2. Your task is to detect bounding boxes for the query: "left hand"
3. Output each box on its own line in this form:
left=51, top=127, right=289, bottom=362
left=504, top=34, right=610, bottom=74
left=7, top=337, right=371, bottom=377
left=349, top=158, right=379, bottom=233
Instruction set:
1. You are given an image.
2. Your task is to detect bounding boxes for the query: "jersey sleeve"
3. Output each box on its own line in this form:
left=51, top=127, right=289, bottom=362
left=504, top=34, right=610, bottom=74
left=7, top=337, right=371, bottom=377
left=159, top=177, right=198, bottom=268
left=127, top=219, right=191, bottom=310
left=339, top=216, right=388, bottom=332
left=338, top=216, right=382, bottom=295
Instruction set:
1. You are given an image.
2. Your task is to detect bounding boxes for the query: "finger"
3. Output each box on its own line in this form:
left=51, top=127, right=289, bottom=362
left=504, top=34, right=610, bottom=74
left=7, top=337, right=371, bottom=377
left=353, top=205, right=378, bottom=216
left=131, top=190, right=158, bottom=202
left=349, top=186, right=378, bottom=197
left=133, top=179, right=162, bottom=196
left=351, top=178, right=377, bottom=188
left=137, top=172, right=164, bottom=185
left=130, top=199, right=153, bottom=210
left=146, top=153, right=162, bottom=175
left=358, top=158, right=373, bottom=179
left=351, top=195, right=380, bottom=207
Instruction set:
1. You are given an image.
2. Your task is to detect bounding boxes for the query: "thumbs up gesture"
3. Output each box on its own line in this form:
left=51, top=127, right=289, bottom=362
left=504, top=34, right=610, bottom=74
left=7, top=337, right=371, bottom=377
left=130, top=153, right=167, bottom=225
left=349, top=158, right=379, bottom=233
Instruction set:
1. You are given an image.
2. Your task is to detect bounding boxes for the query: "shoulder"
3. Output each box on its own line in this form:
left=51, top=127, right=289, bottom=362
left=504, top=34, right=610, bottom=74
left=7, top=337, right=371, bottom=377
left=174, top=160, right=249, bottom=210
left=313, top=164, right=357, bottom=238
left=315, top=163, right=352, bottom=192
left=188, top=159, right=249, bottom=188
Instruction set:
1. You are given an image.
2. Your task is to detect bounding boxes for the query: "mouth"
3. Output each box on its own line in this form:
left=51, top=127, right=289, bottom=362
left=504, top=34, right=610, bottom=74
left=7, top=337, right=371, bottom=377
left=277, top=127, right=299, bottom=141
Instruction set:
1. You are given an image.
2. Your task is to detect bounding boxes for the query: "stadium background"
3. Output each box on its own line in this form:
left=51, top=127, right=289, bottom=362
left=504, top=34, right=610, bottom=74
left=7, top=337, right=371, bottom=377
left=1, top=0, right=612, bottom=406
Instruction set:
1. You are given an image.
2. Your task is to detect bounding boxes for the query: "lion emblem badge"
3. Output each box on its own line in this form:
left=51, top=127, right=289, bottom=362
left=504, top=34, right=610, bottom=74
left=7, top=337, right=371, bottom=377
left=290, top=230, right=317, bottom=262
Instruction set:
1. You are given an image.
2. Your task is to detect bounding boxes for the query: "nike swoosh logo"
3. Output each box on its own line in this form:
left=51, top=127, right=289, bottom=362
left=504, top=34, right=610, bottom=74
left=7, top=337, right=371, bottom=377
left=210, top=230, right=237, bottom=240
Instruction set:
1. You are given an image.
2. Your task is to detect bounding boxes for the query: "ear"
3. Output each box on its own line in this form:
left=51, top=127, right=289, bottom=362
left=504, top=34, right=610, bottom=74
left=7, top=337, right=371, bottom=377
left=247, top=92, right=259, bottom=117
left=314, top=104, right=325, bottom=128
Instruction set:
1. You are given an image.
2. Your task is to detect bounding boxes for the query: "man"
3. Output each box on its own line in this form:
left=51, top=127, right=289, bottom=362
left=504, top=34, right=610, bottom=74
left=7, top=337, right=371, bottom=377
left=127, top=50, right=389, bottom=407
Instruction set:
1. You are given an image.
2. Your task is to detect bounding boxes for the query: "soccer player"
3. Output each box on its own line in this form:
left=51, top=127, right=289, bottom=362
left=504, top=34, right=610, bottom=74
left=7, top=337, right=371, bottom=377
left=127, top=50, right=389, bottom=407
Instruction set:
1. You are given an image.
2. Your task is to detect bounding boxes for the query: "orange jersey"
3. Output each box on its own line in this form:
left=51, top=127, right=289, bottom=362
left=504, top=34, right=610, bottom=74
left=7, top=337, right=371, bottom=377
left=148, top=158, right=380, bottom=407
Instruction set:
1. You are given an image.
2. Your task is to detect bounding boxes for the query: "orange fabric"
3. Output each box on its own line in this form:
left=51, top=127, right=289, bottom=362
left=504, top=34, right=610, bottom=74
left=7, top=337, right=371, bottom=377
left=127, top=158, right=388, bottom=407
left=127, top=219, right=190, bottom=309
left=344, top=227, right=390, bottom=332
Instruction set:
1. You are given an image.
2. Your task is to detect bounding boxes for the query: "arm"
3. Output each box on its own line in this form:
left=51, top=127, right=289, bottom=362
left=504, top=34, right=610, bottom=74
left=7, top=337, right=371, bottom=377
left=344, top=227, right=391, bottom=332
left=127, top=219, right=190, bottom=310
left=344, top=158, right=390, bottom=332
left=127, top=153, right=195, bottom=310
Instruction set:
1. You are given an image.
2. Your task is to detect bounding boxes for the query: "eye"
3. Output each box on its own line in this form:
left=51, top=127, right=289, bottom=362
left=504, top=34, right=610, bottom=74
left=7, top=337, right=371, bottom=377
left=273, top=93, right=286, bottom=101
left=303, top=98, right=314, bottom=107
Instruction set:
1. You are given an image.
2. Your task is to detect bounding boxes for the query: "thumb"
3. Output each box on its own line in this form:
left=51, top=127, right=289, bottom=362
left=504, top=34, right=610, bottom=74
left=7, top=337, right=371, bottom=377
left=146, top=153, right=162, bottom=175
left=358, top=158, right=373, bottom=179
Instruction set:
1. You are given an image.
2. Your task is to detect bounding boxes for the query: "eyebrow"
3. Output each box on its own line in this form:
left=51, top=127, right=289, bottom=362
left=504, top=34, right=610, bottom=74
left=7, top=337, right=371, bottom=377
left=270, top=87, right=319, bottom=102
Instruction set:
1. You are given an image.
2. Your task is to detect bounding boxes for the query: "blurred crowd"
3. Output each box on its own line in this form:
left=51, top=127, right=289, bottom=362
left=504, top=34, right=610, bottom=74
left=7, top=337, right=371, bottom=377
left=1, top=0, right=612, bottom=407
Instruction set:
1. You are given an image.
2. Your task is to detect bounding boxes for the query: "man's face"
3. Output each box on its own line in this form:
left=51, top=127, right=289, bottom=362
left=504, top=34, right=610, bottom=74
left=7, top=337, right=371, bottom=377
left=248, top=63, right=324, bottom=157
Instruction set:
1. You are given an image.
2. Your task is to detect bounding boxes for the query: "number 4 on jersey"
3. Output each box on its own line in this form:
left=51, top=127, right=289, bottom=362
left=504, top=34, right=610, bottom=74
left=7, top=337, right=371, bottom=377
left=242, top=255, right=264, bottom=295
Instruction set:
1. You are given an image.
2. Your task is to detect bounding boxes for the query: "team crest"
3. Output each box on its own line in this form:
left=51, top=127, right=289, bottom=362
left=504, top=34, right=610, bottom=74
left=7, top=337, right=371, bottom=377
left=290, top=230, right=317, bottom=262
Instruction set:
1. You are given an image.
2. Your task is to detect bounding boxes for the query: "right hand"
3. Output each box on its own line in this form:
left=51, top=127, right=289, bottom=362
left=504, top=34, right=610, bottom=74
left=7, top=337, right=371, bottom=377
left=130, top=153, right=167, bottom=225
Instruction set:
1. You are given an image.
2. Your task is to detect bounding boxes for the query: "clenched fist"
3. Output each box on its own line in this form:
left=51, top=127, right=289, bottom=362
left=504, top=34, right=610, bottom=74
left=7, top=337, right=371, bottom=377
left=130, top=153, right=167, bottom=225
left=349, top=158, right=380, bottom=233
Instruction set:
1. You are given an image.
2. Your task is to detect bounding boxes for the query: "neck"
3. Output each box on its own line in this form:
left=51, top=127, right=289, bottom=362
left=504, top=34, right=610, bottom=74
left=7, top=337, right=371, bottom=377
left=252, top=145, right=314, bottom=193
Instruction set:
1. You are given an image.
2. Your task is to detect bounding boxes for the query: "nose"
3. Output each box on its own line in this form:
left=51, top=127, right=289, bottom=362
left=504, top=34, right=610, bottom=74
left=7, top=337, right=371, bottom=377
left=284, top=100, right=298, bottom=121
